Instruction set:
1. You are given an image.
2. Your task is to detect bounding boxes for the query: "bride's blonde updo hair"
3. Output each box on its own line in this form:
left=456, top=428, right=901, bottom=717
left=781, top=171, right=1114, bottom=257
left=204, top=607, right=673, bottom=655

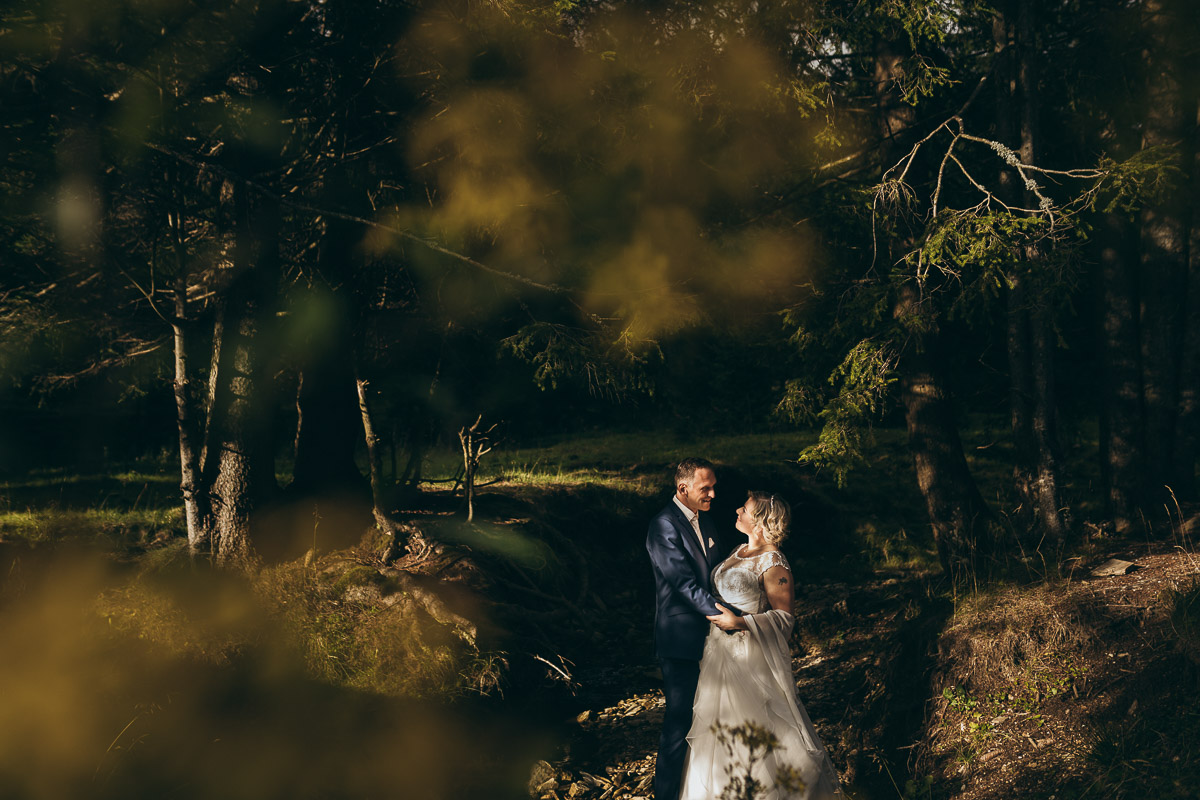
left=747, top=491, right=791, bottom=545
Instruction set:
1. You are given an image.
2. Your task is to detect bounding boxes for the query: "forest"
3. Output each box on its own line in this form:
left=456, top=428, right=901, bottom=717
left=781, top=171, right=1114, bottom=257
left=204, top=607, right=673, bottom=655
left=1, top=0, right=1198, bottom=798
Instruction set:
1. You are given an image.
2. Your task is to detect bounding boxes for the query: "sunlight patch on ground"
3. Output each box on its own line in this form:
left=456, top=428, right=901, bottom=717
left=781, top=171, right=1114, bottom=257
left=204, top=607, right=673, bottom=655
left=0, top=507, right=183, bottom=543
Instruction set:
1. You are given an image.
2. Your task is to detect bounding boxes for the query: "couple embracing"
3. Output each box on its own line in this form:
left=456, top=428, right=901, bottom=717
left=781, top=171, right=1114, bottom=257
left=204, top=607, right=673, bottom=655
left=646, top=458, right=843, bottom=800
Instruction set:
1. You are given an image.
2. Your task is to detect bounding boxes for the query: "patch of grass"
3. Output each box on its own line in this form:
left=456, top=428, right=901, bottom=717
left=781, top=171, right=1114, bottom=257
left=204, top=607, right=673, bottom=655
left=0, top=470, right=181, bottom=511
left=94, top=550, right=260, bottom=666
left=426, top=425, right=943, bottom=571
left=429, top=517, right=558, bottom=571
left=256, top=560, right=494, bottom=699
left=0, top=507, right=184, bottom=546
left=854, top=522, right=932, bottom=570
left=924, top=582, right=1096, bottom=776
left=942, top=583, right=1094, bottom=694
left=87, top=543, right=498, bottom=701
left=329, top=564, right=392, bottom=596
left=0, top=467, right=186, bottom=548
left=425, top=429, right=822, bottom=486
left=496, top=464, right=662, bottom=494
left=941, top=685, right=993, bottom=755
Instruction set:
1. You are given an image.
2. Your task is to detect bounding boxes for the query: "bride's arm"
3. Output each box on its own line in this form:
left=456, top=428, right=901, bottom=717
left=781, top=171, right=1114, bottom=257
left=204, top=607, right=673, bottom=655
left=707, top=563, right=795, bottom=631
left=761, top=564, right=795, bottom=614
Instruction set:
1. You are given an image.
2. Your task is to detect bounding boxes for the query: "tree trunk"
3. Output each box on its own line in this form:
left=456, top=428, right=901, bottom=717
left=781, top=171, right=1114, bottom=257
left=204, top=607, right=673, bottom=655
left=168, top=185, right=209, bottom=552
left=462, top=430, right=477, bottom=523
left=201, top=180, right=279, bottom=567
left=1029, top=306, right=1066, bottom=546
left=357, top=373, right=403, bottom=563
left=876, top=38, right=993, bottom=573
left=1177, top=96, right=1200, bottom=501
left=1017, top=0, right=1067, bottom=549
left=994, top=0, right=1067, bottom=548
left=1138, top=0, right=1190, bottom=507
left=995, top=0, right=1034, bottom=531
left=896, top=284, right=993, bottom=575
left=1006, top=275, right=1037, bottom=527
left=1098, top=213, right=1144, bottom=534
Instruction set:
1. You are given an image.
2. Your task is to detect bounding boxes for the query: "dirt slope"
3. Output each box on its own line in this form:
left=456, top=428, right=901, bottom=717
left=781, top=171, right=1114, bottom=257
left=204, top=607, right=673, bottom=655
left=531, top=546, right=1200, bottom=800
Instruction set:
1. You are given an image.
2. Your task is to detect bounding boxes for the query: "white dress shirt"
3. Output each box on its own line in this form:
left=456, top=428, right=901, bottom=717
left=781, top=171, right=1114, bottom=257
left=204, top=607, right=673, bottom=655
left=673, top=495, right=707, bottom=553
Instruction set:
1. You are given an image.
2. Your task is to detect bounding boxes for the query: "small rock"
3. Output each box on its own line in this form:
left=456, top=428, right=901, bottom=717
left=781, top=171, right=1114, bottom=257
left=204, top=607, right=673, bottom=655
left=528, top=761, right=556, bottom=797
left=1091, top=558, right=1136, bottom=577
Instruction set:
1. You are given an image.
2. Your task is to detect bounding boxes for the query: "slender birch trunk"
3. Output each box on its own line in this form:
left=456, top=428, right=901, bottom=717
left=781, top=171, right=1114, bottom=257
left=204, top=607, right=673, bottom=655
left=168, top=184, right=209, bottom=552
left=357, top=373, right=403, bottom=563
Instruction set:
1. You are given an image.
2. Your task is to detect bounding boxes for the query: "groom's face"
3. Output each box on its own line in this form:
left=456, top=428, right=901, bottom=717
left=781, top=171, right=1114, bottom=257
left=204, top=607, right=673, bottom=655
left=679, top=468, right=717, bottom=514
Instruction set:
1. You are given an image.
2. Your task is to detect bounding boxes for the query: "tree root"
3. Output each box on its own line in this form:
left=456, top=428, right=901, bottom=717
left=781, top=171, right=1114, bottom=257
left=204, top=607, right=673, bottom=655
left=379, top=567, right=478, bottom=646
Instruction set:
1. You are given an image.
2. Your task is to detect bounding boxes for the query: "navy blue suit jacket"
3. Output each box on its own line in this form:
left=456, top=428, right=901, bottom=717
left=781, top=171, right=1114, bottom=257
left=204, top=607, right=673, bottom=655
left=647, top=500, right=725, bottom=661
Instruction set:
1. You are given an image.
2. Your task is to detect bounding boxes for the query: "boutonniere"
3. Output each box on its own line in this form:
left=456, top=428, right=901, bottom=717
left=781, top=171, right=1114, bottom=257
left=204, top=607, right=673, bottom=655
left=708, top=537, right=715, bottom=549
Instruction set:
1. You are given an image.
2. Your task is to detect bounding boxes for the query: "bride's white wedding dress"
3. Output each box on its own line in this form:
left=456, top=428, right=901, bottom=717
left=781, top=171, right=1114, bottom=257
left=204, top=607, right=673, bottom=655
left=679, top=546, right=843, bottom=800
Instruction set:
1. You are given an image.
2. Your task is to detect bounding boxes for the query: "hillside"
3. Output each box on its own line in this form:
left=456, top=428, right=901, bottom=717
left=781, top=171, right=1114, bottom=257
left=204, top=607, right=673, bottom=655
left=3, top=445, right=1198, bottom=800
left=529, top=542, right=1200, bottom=800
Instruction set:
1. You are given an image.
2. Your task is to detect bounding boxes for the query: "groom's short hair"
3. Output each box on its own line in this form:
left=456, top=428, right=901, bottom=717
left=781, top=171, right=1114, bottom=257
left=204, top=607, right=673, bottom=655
left=675, top=457, right=715, bottom=487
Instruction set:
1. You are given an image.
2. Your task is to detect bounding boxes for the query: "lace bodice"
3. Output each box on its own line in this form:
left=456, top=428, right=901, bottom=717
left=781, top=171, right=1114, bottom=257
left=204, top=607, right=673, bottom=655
left=711, top=546, right=791, bottom=614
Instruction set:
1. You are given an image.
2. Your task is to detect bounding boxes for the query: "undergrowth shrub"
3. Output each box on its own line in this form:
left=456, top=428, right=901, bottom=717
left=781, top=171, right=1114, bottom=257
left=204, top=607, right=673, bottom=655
left=94, top=541, right=262, bottom=665
left=94, top=543, right=500, bottom=700
left=938, top=584, right=1095, bottom=696
left=919, top=583, right=1098, bottom=772
left=256, top=560, right=490, bottom=698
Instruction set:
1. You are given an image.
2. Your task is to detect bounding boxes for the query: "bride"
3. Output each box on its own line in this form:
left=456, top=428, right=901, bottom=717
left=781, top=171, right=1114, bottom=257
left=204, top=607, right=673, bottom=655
left=680, top=492, right=843, bottom=800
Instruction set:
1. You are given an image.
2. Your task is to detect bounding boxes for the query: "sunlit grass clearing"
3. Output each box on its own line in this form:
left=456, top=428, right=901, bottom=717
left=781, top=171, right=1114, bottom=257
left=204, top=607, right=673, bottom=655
left=422, top=429, right=823, bottom=483
left=0, top=507, right=182, bottom=542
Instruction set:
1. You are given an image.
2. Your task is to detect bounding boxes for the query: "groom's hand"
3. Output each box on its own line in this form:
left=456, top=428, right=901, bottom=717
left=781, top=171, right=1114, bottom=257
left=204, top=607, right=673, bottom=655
left=706, top=603, right=746, bottom=632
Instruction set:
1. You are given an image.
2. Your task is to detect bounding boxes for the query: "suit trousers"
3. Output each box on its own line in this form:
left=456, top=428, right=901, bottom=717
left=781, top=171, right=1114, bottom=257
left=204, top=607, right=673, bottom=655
left=655, top=656, right=701, bottom=800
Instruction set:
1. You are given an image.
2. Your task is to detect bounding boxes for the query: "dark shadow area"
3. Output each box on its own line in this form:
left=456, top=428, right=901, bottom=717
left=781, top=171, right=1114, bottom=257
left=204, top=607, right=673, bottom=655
left=0, top=472, right=183, bottom=512
left=0, top=548, right=554, bottom=800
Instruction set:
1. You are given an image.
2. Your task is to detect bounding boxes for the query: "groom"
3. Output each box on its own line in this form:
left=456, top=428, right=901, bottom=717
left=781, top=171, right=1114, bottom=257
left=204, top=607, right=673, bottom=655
left=646, top=457, right=725, bottom=800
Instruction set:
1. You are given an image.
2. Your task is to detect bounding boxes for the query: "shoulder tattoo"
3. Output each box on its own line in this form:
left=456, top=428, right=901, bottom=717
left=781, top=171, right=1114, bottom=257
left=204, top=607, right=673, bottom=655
left=778, top=576, right=789, bottom=586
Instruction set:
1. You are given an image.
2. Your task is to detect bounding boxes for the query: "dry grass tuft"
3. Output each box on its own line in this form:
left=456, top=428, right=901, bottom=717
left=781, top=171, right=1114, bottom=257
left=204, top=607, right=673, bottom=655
left=92, top=540, right=501, bottom=700
left=254, top=554, right=505, bottom=699
left=938, top=583, right=1095, bottom=696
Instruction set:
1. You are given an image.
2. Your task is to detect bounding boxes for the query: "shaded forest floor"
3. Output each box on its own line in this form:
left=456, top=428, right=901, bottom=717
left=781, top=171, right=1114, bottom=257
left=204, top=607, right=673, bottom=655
left=3, top=432, right=1200, bottom=800
left=353, top=474, right=1200, bottom=800
left=539, top=544, right=1200, bottom=800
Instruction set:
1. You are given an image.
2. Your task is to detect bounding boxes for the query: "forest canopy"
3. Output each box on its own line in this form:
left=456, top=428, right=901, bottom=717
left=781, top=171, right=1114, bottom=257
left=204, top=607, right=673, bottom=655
left=1, top=0, right=1197, bottom=571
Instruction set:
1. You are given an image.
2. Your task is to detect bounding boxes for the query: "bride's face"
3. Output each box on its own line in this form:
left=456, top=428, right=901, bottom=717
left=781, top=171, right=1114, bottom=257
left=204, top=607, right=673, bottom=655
left=735, top=499, right=759, bottom=537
